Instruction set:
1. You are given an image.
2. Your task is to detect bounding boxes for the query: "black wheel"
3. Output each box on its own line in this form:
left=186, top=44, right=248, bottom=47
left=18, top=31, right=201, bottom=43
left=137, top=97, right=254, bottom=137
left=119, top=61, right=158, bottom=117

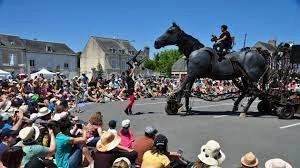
left=257, top=100, right=270, bottom=113
left=165, top=102, right=179, bottom=115
left=278, top=106, right=295, bottom=119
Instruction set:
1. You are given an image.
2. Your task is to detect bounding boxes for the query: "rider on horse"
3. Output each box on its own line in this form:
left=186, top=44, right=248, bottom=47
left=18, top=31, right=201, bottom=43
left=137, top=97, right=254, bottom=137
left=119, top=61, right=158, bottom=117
left=212, top=25, right=233, bottom=61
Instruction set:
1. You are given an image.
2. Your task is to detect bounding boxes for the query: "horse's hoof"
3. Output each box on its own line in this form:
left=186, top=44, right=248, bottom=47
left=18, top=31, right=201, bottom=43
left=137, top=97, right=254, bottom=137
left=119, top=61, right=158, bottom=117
left=239, top=112, right=246, bottom=117
left=232, top=106, right=238, bottom=112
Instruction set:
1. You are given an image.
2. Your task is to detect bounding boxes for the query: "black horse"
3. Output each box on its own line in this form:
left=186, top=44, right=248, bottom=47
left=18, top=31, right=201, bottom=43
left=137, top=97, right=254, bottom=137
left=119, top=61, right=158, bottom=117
left=154, top=23, right=267, bottom=116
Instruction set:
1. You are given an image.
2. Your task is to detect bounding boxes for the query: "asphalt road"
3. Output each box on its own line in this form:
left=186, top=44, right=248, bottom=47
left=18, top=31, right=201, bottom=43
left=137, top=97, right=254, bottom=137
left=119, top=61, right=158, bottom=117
left=74, top=98, right=300, bottom=167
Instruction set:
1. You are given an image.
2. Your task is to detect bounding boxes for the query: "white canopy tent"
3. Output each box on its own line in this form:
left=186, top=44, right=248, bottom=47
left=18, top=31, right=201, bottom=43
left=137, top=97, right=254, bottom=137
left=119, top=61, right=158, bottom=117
left=0, top=69, right=10, bottom=79
left=30, top=68, right=56, bottom=79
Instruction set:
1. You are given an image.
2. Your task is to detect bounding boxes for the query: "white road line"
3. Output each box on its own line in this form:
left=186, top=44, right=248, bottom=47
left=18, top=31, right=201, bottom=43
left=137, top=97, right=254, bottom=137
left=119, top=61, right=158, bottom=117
left=279, top=122, right=300, bottom=129
left=135, top=102, right=165, bottom=106
left=213, top=115, right=229, bottom=118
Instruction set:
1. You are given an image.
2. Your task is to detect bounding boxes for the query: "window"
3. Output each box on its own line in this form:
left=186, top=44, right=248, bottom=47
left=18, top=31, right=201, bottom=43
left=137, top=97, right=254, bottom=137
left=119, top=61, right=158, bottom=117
left=64, top=63, right=69, bottom=69
left=9, top=54, right=17, bottom=66
left=119, top=49, right=125, bottom=54
left=29, top=60, right=35, bottom=67
left=121, top=60, right=126, bottom=70
left=46, top=45, right=53, bottom=52
left=110, top=48, right=116, bottom=54
left=111, top=59, right=117, bottom=69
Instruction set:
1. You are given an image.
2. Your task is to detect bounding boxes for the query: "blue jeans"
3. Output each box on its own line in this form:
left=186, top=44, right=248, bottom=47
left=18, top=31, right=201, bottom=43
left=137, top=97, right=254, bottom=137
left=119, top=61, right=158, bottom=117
left=86, top=137, right=100, bottom=147
left=69, top=148, right=82, bottom=168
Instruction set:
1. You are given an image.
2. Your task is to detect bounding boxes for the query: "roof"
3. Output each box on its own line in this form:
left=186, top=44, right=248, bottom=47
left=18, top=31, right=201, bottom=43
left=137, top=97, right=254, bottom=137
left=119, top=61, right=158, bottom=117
left=0, top=34, right=25, bottom=49
left=23, top=39, right=76, bottom=55
left=253, top=41, right=277, bottom=54
left=172, top=58, right=187, bottom=72
left=91, top=36, right=138, bottom=54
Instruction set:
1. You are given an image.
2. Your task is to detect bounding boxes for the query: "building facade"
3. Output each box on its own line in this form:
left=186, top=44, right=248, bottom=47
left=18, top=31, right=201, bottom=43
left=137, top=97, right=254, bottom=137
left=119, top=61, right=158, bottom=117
left=80, top=36, right=149, bottom=78
left=23, top=39, right=78, bottom=78
left=0, top=34, right=26, bottom=74
left=0, top=34, right=78, bottom=78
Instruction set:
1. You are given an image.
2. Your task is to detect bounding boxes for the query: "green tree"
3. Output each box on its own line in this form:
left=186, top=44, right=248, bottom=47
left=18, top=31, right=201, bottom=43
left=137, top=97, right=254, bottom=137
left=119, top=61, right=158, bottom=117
left=144, top=59, right=155, bottom=70
left=154, top=49, right=183, bottom=76
left=96, top=63, right=104, bottom=77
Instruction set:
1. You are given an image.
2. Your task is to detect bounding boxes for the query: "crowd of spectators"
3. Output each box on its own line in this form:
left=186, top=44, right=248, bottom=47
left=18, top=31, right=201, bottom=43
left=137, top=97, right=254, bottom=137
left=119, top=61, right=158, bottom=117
left=0, top=73, right=293, bottom=168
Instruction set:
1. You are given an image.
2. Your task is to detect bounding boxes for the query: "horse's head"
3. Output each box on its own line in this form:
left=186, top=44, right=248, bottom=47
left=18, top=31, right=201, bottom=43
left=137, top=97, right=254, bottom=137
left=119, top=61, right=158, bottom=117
left=154, top=22, right=183, bottom=49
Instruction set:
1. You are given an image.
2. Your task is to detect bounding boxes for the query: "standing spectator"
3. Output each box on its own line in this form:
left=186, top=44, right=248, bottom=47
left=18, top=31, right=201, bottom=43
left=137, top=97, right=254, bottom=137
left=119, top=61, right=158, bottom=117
left=119, top=119, right=134, bottom=149
left=0, top=128, right=18, bottom=157
left=141, top=134, right=171, bottom=168
left=82, top=73, right=89, bottom=84
left=17, top=126, right=56, bottom=166
left=195, top=140, right=225, bottom=167
left=108, top=120, right=118, bottom=135
left=133, top=126, right=158, bottom=166
left=240, top=152, right=259, bottom=168
left=265, top=158, right=292, bottom=168
left=94, top=131, right=137, bottom=168
left=0, top=146, right=25, bottom=168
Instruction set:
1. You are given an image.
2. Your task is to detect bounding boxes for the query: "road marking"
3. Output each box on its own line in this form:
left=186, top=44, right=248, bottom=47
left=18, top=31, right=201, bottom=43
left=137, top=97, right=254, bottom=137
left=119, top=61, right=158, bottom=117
left=279, top=122, right=300, bottom=129
left=135, top=102, right=165, bottom=106
left=213, top=115, right=229, bottom=118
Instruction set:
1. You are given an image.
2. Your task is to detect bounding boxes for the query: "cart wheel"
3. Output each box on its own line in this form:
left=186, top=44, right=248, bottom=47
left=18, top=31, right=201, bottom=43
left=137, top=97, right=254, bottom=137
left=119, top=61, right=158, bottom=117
left=257, top=100, right=270, bottom=113
left=278, top=106, right=295, bottom=119
left=165, top=101, right=179, bottom=115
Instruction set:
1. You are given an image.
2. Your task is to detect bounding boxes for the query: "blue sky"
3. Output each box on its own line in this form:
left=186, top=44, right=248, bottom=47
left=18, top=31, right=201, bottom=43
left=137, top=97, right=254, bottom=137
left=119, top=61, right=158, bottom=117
left=0, top=0, right=299, bottom=57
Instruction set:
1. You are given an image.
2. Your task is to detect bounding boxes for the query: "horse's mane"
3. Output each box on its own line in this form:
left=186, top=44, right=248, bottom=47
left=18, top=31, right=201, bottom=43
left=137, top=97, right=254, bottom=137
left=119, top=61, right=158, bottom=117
left=177, top=29, right=205, bottom=56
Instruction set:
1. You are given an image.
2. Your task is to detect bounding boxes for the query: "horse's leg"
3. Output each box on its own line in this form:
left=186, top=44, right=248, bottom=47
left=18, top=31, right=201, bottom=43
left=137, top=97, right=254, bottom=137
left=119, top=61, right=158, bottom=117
left=232, top=91, right=247, bottom=112
left=184, top=77, right=195, bottom=114
left=174, top=75, right=190, bottom=103
left=240, top=95, right=257, bottom=117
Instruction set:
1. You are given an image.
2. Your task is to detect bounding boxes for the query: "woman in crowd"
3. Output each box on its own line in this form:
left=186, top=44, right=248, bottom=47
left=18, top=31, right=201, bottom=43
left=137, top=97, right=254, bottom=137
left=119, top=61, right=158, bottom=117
left=0, top=146, right=25, bottom=168
left=141, top=134, right=171, bottom=168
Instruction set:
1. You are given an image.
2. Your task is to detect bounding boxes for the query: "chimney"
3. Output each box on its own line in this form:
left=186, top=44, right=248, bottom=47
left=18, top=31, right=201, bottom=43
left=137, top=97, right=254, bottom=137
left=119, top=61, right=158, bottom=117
left=268, top=40, right=276, bottom=48
left=143, top=46, right=150, bottom=58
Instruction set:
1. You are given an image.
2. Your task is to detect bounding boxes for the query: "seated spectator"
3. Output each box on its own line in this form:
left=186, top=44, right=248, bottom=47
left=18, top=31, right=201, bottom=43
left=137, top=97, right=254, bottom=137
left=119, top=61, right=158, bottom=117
left=133, top=126, right=158, bottom=166
left=265, top=158, right=292, bottom=168
left=240, top=152, right=259, bottom=168
left=194, top=140, right=225, bottom=167
left=141, top=134, right=171, bottom=168
left=112, top=157, right=131, bottom=168
left=94, top=131, right=137, bottom=168
left=108, top=120, right=118, bottom=135
left=0, top=110, right=24, bottom=131
left=86, top=112, right=103, bottom=147
left=0, top=146, right=25, bottom=168
left=55, top=118, right=93, bottom=168
left=17, top=125, right=56, bottom=166
left=35, top=107, right=52, bottom=125
left=0, top=128, right=18, bottom=157
left=119, top=119, right=134, bottom=149
left=24, top=155, right=57, bottom=168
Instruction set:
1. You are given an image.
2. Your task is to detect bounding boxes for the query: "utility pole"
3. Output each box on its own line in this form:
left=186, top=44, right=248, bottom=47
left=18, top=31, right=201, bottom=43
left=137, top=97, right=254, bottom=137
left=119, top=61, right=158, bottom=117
left=243, top=34, right=247, bottom=48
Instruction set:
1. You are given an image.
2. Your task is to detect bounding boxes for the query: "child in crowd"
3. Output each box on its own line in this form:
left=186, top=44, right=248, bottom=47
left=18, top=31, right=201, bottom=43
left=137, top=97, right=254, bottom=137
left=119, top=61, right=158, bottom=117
left=107, top=120, right=117, bottom=135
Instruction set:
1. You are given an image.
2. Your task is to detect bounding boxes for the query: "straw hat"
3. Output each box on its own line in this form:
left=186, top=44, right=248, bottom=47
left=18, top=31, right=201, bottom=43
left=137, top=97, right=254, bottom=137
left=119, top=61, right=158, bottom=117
left=198, top=140, right=225, bottom=166
left=18, top=126, right=40, bottom=143
left=113, top=157, right=131, bottom=167
left=38, top=107, right=51, bottom=117
left=241, top=152, right=259, bottom=167
left=96, top=131, right=121, bottom=152
left=265, top=158, right=292, bottom=168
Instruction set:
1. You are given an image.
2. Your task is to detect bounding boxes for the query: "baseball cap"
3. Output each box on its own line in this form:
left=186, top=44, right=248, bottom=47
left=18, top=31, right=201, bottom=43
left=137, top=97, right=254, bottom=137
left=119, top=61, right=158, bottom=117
left=145, top=126, right=158, bottom=136
left=0, top=128, right=18, bottom=138
left=154, top=134, right=168, bottom=147
left=121, top=119, right=130, bottom=128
